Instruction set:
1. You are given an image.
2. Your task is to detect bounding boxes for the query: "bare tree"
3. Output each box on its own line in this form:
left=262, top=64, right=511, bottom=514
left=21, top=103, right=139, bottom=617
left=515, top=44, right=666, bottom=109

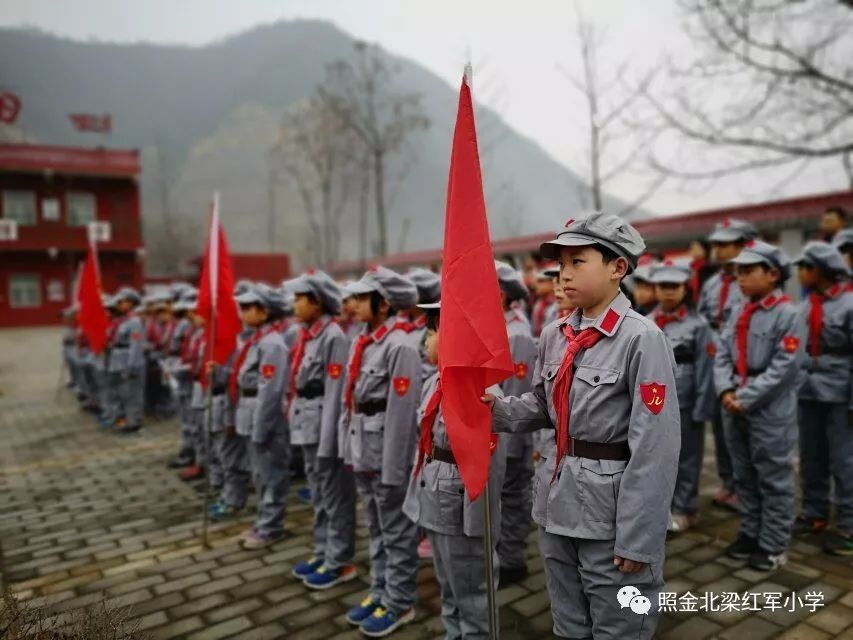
left=319, top=42, right=430, bottom=256
left=270, top=95, right=357, bottom=267
left=646, top=0, right=853, bottom=187
left=560, top=3, right=663, bottom=215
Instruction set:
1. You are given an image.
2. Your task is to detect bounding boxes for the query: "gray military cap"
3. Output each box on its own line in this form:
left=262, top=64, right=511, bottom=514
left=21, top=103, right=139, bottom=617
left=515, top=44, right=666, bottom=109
left=541, top=264, right=560, bottom=279
left=832, top=228, right=853, bottom=251
left=233, top=279, right=253, bottom=297
left=494, top=260, right=529, bottom=302
left=173, top=288, right=199, bottom=312
left=102, top=293, right=117, bottom=309
left=114, top=286, right=141, bottom=305
left=793, top=241, right=851, bottom=277
left=340, top=280, right=358, bottom=300
left=650, top=260, right=692, bottom=284
left=540, top=212, right=646, bottom=273
left=406, top=268, right=441, bottom=303
left=169, top=282, right=192, bottom=301
left=234, top=283, right=267, bottom=308
left=707, top=218, right=759, bottom=244
left=730, top=240, right=791, bottom=282
left=348, top=266, right=418, bottom=309
left=288, top=270, right=343, bottom=315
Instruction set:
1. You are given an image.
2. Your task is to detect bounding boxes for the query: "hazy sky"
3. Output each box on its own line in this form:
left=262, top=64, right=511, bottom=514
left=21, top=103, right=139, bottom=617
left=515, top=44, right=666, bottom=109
left=0, top=0, right=845, bottom=215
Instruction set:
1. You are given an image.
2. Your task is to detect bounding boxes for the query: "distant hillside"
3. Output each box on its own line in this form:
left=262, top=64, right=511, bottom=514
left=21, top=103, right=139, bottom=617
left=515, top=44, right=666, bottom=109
left=0, top=20, right=642, bottom=271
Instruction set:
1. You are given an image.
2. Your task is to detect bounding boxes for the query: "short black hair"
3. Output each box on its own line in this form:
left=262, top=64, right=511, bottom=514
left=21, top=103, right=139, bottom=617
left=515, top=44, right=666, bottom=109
left=824, top=206, right=848, bottom=221
left=424, top=308, right=440, bottom=332
left=369, top=290, right=399, bottom=317
left=590, top=243, right=622, bottom=265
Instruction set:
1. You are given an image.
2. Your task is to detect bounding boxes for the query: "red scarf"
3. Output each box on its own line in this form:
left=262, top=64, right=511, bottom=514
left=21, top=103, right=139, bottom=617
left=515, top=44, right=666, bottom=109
left=344, top=322, right=402, bottom=416
left=551, top=324, right=605, bottom=482
left=735, top=293, right=789, bottom=384
left=807, top=283, right=846, bottom=357
left=415, top=379, right=443, bottom=475
left=106, top=317, right=122, bottom=346
left=655, top=305, right=687, bottom=330
left=287, top=317, right=333, bottom=409
left=533, top=296, right=554, bottom=335
left=717, top=273, right=734, bottom=326
left=227, top=325, right=274, bottom=403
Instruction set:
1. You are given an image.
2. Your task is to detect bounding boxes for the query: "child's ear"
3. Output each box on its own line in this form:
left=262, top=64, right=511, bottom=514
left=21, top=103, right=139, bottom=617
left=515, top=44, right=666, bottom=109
left=612, top=257, right=629, bottom=280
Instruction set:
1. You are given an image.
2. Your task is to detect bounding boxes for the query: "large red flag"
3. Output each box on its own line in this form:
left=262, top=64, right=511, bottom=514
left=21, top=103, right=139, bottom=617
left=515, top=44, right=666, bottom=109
left=195, top=192, right=241, bottom=365
left=439, top=68, right=514, bottom=500
left=76, top=239, right=109, bottom=354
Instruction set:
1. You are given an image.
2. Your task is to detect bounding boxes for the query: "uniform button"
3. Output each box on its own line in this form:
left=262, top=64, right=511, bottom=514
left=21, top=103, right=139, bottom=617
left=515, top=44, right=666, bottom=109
left=458, top=489, right=465, bottom=495
left=350, top=429, right=355, bottom=435
left=420, top=481, right=425, bottom=488
left=593, top=376, right=600, bottom=383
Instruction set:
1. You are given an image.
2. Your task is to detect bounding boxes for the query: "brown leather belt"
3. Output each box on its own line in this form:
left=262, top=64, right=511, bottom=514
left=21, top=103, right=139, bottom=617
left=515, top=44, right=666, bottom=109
left=355, top=399, right=387, bottom=416
left=566, top=438, right=630, bottom=461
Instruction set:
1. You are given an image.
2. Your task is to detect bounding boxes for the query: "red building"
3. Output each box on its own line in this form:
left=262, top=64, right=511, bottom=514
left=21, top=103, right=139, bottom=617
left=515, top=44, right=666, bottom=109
left=0, top=143, right=144, bottom=327
left=170, top=253, right=292, bottom=288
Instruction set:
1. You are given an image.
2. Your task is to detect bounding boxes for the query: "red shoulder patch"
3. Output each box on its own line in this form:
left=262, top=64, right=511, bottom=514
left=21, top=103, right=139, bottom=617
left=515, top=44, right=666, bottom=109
left=514, top=362, right=528, bottom=379
left=393, top=376, right=411, bottom=396
left=782, top=336, right=800, bottom=353
left=706, top=342, right=717, bottom=357
left=261, top=364, right=277, bottom=379
left=328, top=363, right=343, bottom=379
left=640, top=382, right=666, bottom=415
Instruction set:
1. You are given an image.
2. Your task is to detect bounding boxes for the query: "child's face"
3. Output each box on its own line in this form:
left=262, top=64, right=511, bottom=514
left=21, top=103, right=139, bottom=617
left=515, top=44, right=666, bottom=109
left=558, top=246, right=626, bottom=311
left=655, top=282, right=686, bottom=312
left=634, top=282, right=656, bottom=307
left=712, top=242, right=742, bottom=264
left=553, top=277, right=573, bottom=311
left=534, top=277, right=554, bottom=297
left=192, top=313, right=206, bottom=328
left=736, top=264, right=778, bottom=299
left=240, top=304, right=268, bottom=327
left=797, top=263, right=818, bottom=289
left=294, top=293, right=322, bottom=323
left=425, top=328, right=439, bottom=365
left=353, top=293, right=374, bottom=323
left=343, top=297, right=357, bottom=316
left=117, top=300, right=134, bottom=314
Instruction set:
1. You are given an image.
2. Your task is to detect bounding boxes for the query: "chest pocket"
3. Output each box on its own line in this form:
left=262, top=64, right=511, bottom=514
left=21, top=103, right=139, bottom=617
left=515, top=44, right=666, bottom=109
left=357, top=364, right=388, bottom=400
left=574, top=366, right=619, bottom=387
left=822, top=318, right=849, bottom=351
left=746, top=327, right=775, bottom=367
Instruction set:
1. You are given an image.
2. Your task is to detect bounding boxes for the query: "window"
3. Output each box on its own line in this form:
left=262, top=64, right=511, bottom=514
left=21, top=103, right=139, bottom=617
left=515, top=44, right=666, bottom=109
left=67, top=192, right=96, bottom=226
left=9, top=274, right=41, bottom=308
left=41, top=198, right=60, bottom=221
left=2, top=190, right=36, bottom=225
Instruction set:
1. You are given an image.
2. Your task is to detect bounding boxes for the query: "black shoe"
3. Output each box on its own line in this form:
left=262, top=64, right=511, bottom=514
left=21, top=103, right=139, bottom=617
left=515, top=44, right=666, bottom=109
left=725, top=534, right=759, bottom=560
left=117, top=424, right=142, bottom=435
left=792, top=516, right=828, bottom=537
left=748, top=548, right=787, bottom=571
left=498, top=565, right=528, bottom=588
left=823, top=530, right=853, bottom=557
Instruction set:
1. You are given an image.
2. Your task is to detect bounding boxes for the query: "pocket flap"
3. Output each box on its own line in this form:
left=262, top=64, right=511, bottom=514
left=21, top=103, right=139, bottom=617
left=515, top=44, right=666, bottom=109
left=580, top=457, right=628, bottom=475
left=574, top=366, right=619, bottom=386
left=542, top=365, right=559, bottom=381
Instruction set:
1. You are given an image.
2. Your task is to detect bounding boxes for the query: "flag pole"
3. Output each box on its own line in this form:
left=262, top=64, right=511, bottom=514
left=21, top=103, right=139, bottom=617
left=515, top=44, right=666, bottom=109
left=483, top=475, right=498, bottom=640
left=200, top=192, right=220, bottom=550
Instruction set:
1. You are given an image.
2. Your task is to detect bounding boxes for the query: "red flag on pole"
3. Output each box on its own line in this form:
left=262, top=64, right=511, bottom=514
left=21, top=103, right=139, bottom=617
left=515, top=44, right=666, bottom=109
left=76, top=238, right=110, bottom=354
left=439, top=67, right=514, bottom=500
left=195, top=192, right=241, bottom=365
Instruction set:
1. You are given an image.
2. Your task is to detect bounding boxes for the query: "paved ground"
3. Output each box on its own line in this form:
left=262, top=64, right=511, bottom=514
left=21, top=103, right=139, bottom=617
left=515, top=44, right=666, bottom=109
left=1, top=327, right=853, bottom=639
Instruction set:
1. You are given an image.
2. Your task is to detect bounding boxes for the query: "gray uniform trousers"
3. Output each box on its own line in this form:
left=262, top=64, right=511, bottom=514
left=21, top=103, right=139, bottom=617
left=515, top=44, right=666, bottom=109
left=317, top=456, right=356, bottom=569
left=723, top=411, right=796, bottom=552
left=249, top=429, right=291, bottom=538
left=302, top=444, right=328, bottom=559
left=427, top=531, right=498, bottom=640
left=711, top=403, right=735, bottom=491
left=355, top=472, right=419, bottom=615
left=178, top=382, right=195, bottom=459
left=672, top=408, right=705, bottom=515
left=219, top=430, right=250, bottom=510
left=799, top=401, right=853, bottom=531
left=118, top=372, right=145, bottom=427
left=103, top=371, right=122, bottom=426
left=540, top=529, right=664, bottom=640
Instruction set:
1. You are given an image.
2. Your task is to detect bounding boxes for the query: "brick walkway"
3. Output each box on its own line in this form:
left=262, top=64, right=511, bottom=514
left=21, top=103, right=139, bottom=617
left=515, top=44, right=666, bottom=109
left=1, top=327, right=852, bottom=639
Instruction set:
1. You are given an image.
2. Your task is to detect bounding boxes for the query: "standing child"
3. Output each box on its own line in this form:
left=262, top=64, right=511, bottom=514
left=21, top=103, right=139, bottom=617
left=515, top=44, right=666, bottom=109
left=402, top=301, right=507, bottom=640
left=341, top=266, right=422, bottom=637
left=628, top=264, right=656, bottom=316
left=108, top=288, right=146, bottom=434
left=792, top=241, right=853, bottom=555
left=834, top=228, right=853, bottom=270
left=234, top=284, right=292, bottom=549
left=286, top=271, right=358, bottom=589
left=714, top=240, right=804, bottom=571
left=483, top=213, right=680, bottom=639
left=649, top=261, right=716, bottom=533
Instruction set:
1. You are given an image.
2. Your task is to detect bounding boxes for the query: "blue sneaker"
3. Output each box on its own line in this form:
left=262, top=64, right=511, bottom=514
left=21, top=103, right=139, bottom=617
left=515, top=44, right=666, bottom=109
left=210, top=502, right=241, bottom=522
left=297, top=486, right=312, bottom=504
left=345, top=595, right=382, bottom=626
left=303, top=564, right=357, bottom=590
left=359, top=606, right=415, bottom=637
left=291, top=556, right=323, bottom=579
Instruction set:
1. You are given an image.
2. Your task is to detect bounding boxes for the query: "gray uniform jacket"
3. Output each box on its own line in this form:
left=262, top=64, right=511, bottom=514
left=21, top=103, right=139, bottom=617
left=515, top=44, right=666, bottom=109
left=651, top=306, right=716, bottom=422
left=403, top=375, right=507, bottom=538
left=343, top=317, right=423, bottom=487
left=107, top=314, right=145, bottom=374
left=713, top=289, right=805, bottom=410
left=797, top=284, right=853, bottom=408
left=501, top=309, right=537, bottom=459
left=491, top=292, right=680, bottom=565
left=288, top=316, right=350, bottom=458
left=698, top=270, right=744, bottom=331
left=235, top=326, right=290, bottom=444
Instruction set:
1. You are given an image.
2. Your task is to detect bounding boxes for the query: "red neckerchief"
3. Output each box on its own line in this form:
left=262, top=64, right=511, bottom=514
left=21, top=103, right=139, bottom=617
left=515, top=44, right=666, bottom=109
left=106, top=316, right=122, bottom=345
left=344, top=321, right=403, bottom=416
left=179, top=324, right=196, bottom=361
left=415, top=378, right=443, bottom=475
left=287, top=317, right=333, bottom=409
left=735, top=292, right=789, bottom=385
left=533, top=295, right=555, bottom=335
left=227, top=324, right=276, bottom=403
left=160, top=320, right=176, bottom=350
left=717, top=273, right=734, bottom=327
left=655, top=305, right=687, bottom=330
left=551, top=324, right=605, bottom=482
left=147, top=318, right=163, bottom=345
left=807, top=283, right=846, bottom=356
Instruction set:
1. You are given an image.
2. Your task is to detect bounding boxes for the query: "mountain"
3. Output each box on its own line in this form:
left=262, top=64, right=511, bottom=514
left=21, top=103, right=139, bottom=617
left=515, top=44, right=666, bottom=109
left=0, top=20, right=640, bottom=271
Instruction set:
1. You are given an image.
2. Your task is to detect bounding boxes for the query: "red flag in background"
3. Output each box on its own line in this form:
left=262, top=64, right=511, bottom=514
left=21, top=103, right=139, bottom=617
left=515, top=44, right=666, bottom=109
left=76, top=239, right=109, bottom=354
left=68, top=113, right=112, bottom=133
left=195, top=192, right=241, bottom=365
left=439, top=67, right=514, bottom=500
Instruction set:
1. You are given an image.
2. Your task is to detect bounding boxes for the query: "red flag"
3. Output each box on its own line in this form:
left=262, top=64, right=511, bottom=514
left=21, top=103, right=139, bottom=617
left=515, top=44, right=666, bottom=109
left=439, top=68, right=514, bottom=500
left=195, top=192, right=241, bottom=365
left=68, top=113, right=112, bottom=133
left=76, top=239, right=109, bottom=354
